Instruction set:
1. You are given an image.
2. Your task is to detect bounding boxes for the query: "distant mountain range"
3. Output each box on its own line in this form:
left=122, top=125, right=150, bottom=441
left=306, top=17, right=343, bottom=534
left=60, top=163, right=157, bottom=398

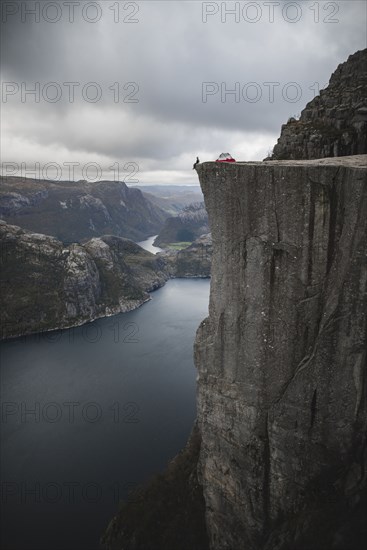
left=154, top=202, right=209, bottom=246
left=0, top=179, right=211, bottom=339
left=132, top=184, right=203, bottom=216
left=0, top=177, right=169, bottom=243
left=160, top=233, right=212, bottom=277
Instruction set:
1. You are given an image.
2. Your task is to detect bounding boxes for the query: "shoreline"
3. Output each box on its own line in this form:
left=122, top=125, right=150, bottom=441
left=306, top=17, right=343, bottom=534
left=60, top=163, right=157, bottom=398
left=0, top=296, right=152, bottom=343
left=1, top=275, right=211, bottom=343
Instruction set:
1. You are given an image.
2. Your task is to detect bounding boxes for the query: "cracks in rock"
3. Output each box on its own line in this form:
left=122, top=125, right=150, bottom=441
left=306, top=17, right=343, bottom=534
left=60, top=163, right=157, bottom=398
left=306, top=166, right=341, bottom=280
left=309, top=388, right=318, bottom=432
left=307, top=184, right=316, bottom=282
left=307, top=165, right=340, bottom=189
left=272, top=165, right=350, bottom=407
left=269, top=252, right=276, bottom=289
left=326, top=180, right=339, bottom=276
left=271, top=171, right=280, bottom=243
left=275, top=354, right=315, bottom=404
left=274, top=313, right=349, bottom=407
left=307, top=174, right=325, bottom=186
left=263, top=411, right=271, bottom=533
left=297, top=292, right=321, bottom=305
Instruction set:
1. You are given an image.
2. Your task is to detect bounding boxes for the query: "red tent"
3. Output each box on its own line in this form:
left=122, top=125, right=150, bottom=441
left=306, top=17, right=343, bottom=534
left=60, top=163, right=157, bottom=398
left=216, top=153, right=236, bottom=162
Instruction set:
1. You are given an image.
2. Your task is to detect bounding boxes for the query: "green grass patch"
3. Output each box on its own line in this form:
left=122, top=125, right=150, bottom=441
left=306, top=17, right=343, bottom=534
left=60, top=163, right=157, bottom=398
left=165, top=242, right=192, bottom=251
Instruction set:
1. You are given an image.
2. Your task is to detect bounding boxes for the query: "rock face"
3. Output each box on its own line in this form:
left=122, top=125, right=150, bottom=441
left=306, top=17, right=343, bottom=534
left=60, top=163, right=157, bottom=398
left=195, top=156, right=367, bottom=550
left=0, top=177, right=168, bottom=243
left=270, top=49, right=367, bottom=160
left=159, top=233, right=212, bottom=278
left=0, top=221, right=168, bottom=340
left=154, top=202, right=209, bottom=246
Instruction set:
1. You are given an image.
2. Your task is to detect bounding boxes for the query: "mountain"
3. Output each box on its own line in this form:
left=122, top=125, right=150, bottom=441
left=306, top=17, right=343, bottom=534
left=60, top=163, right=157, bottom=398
left=0, top=177, right=168, bottom=243
left=132, top=185, right=204, bottom=216
left=0, top=221, right=168, bottom=340
left=159, top=233, right=212, bottom=277
left=269, top=49, right=367, bottom=160
left=0, top=222, right=213, bottom=340
left=153, top=202, right=209, bottom=247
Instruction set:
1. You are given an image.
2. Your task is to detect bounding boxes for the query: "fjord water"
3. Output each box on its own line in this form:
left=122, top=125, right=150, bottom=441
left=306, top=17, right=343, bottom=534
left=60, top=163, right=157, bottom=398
left=137, top=234, right=162, bottom=254
left=0, top=278, right=210, bottom=550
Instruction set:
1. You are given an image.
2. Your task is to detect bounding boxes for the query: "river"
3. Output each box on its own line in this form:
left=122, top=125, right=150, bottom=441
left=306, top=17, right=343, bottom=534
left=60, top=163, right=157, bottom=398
left=0, top=278, right=210, bottom=550
left=136, top=234, right=163, bottom=254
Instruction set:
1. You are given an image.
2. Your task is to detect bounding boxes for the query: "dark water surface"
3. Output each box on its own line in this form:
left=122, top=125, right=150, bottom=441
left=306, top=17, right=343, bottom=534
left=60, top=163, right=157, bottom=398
left=0, top=279, right=210, bottom=550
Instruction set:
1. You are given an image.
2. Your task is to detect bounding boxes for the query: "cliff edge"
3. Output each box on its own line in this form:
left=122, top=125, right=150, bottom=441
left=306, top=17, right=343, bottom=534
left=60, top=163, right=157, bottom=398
left=195, top=156, right=367, bottom=549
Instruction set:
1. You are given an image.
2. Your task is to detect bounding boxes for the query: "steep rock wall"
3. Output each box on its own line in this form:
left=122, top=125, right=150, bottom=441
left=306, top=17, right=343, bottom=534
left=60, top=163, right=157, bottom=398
left=195, top=156, right=367, bottom=549
left=270, top=49, right=367, bottom=160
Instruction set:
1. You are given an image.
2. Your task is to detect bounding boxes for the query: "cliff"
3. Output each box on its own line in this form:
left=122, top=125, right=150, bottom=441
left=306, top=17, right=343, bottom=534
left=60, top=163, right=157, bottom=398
left=0, top=221, right=168, bottom=340
left=159, top=233, right=212, bottom=278
left=195, top=156, right=367, bottom=549
left=154, top=202, right=209, bottom=247
left=0, top=177, right=168, bottom=243
left=270, top=49, right=367, bottom=160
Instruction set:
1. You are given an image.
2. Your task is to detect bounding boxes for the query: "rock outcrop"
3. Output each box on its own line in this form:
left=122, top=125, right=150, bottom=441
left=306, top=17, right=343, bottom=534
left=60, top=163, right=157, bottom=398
left=195, top=156, right=367, bottom=549
left=159, top=233, right=212, bottom=278
left=0, top=177, right=168, bottom=243
left=154, top=202, right=209, bottom=247
left=270, top=49, right=367, bottom=160
left=0, top=221, right=168, bottom=340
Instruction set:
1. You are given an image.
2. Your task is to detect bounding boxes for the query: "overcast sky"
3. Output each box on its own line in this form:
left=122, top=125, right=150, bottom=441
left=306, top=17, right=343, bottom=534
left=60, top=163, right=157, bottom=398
left=1, top=0, right=366, bottom=185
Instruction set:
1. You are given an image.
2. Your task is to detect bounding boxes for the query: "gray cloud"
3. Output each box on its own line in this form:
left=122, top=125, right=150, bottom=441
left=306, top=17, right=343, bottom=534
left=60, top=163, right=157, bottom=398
left=1, top=0, right=366, bottom=184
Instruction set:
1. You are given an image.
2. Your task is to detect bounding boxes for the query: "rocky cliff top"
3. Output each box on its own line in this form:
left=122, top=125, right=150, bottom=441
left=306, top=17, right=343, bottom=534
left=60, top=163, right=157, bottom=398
left=205, top=155, right=367, bottom=168
left=270, top=49, right=367, bottom=160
